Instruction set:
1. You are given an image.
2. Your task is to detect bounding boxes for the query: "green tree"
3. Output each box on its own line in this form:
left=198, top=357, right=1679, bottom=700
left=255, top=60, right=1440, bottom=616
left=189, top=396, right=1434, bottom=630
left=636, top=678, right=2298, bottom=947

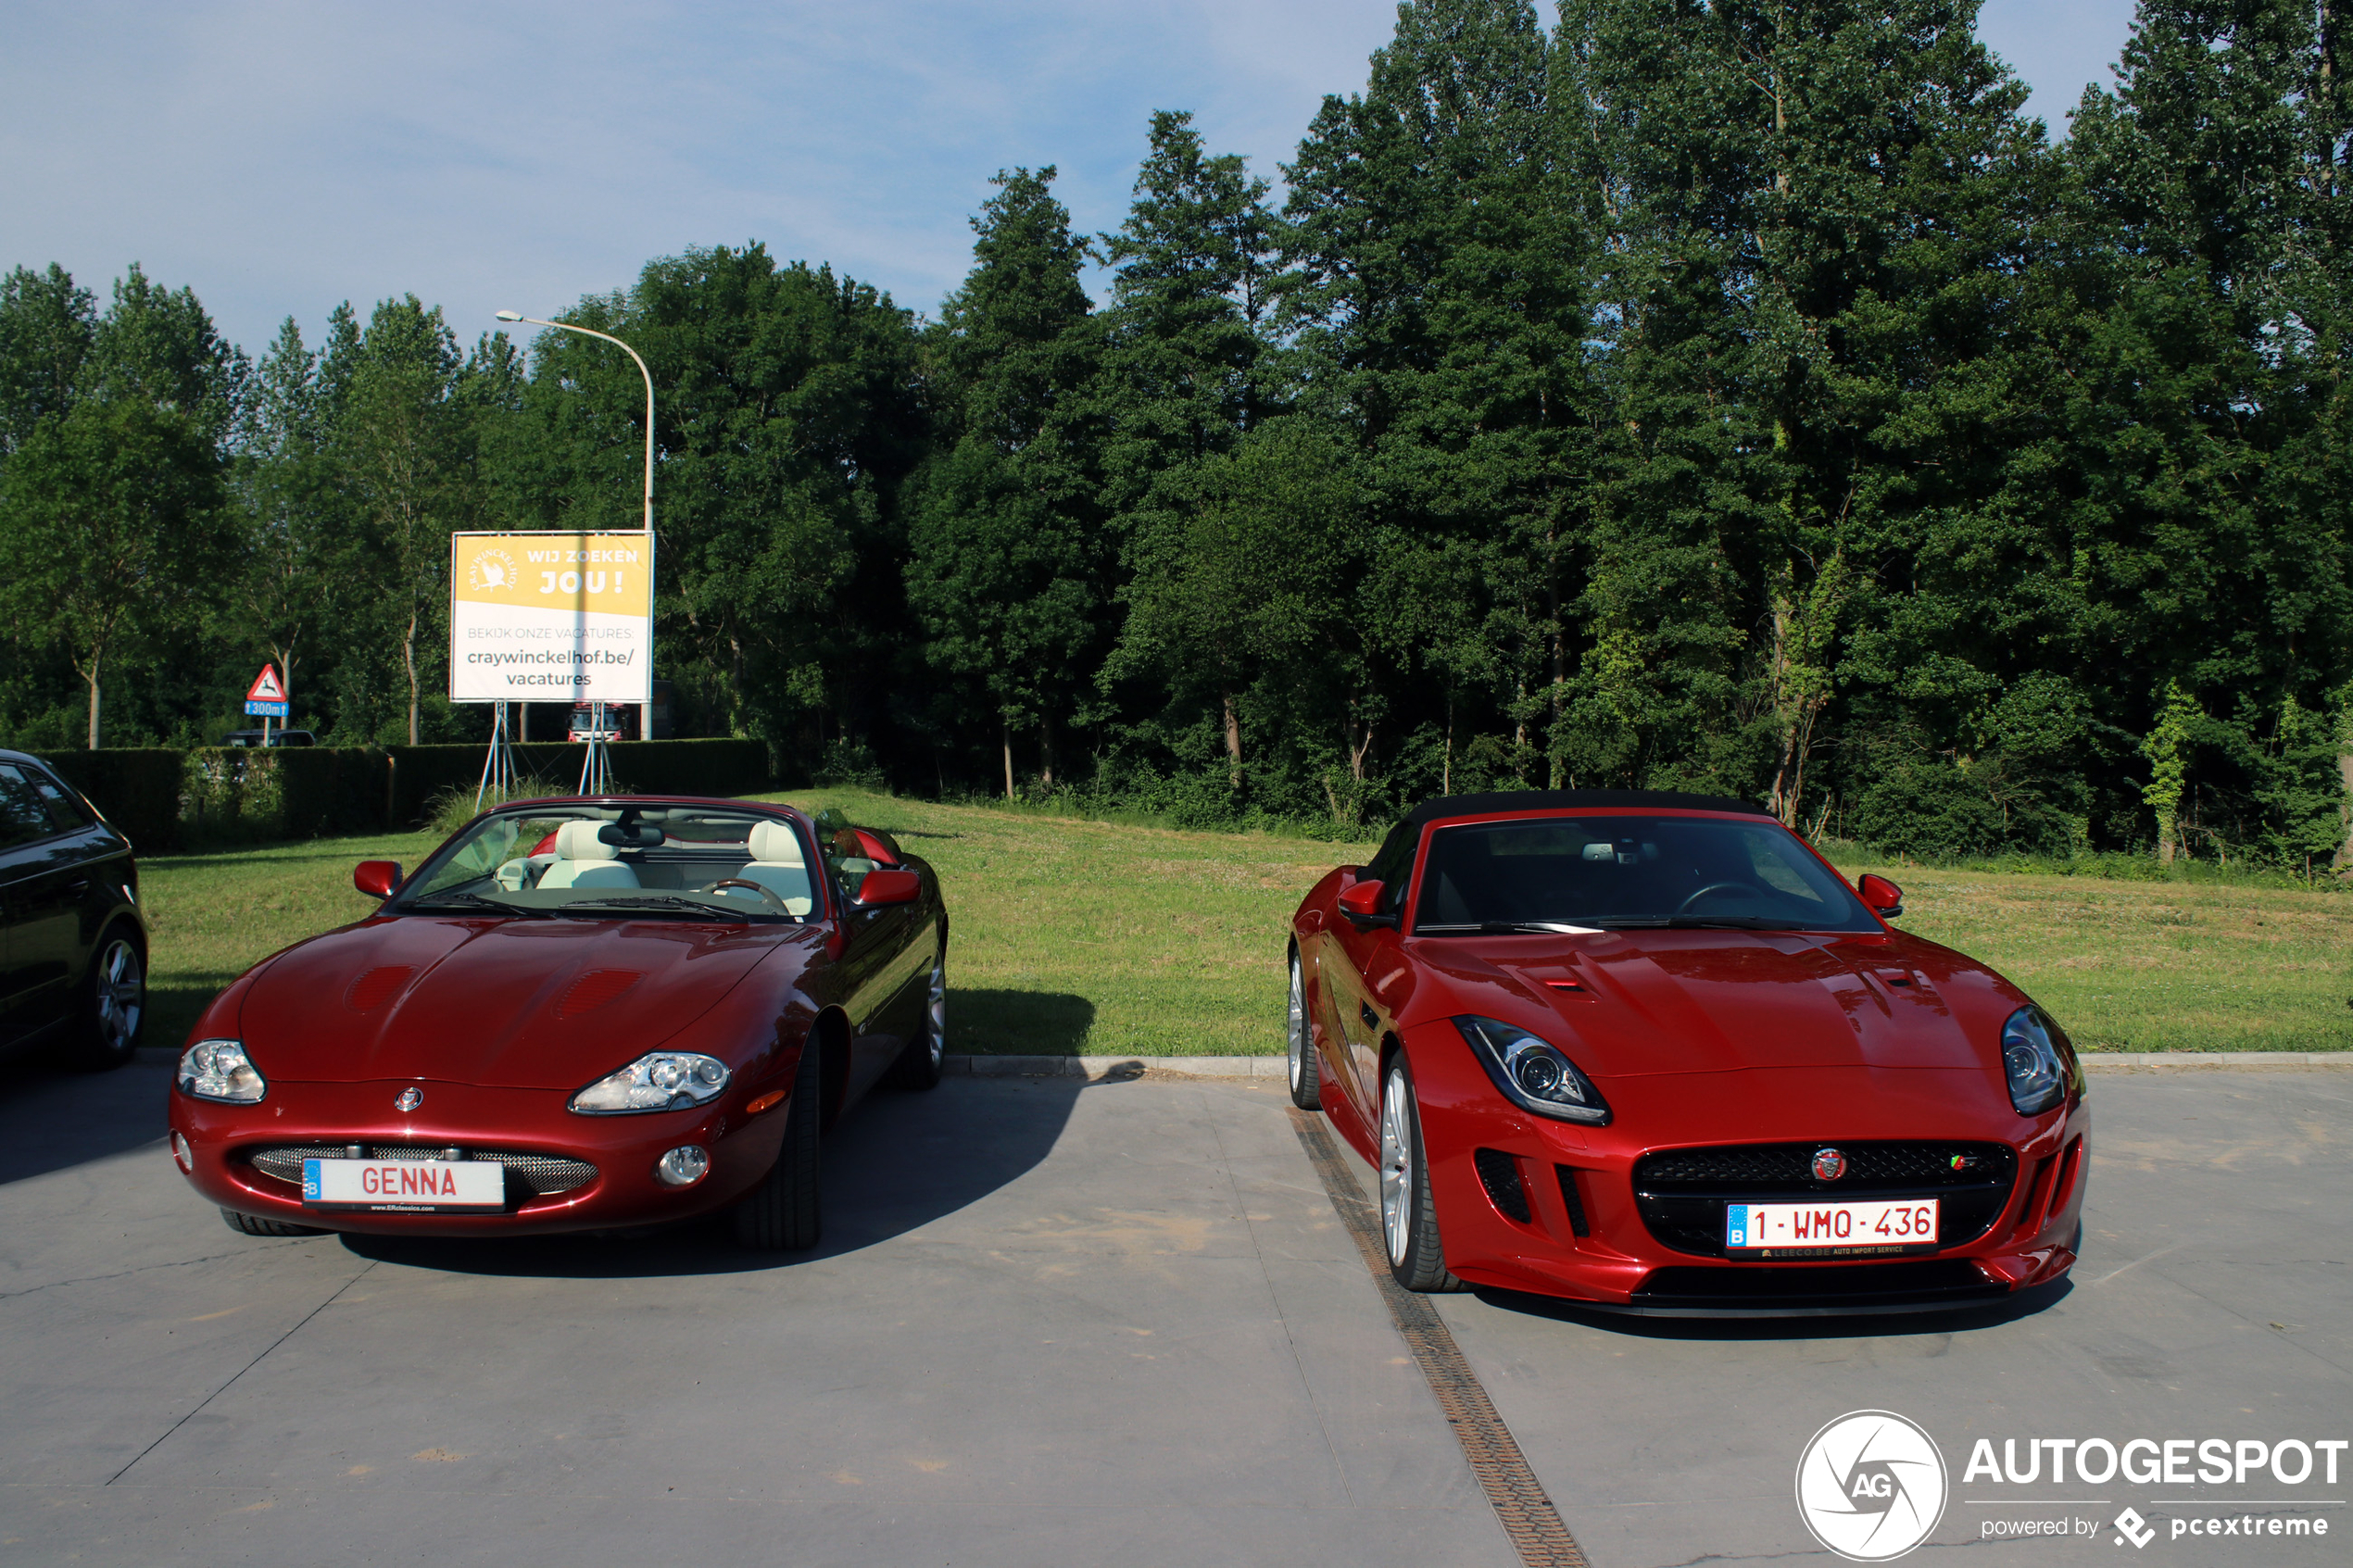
left=906, top=168, right=1105, bottom=796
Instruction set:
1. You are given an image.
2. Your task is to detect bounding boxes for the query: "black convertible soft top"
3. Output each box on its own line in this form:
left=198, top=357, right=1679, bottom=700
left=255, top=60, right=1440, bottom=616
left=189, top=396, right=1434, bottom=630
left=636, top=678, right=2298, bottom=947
left=1399, top=788, right=1769, bottom=833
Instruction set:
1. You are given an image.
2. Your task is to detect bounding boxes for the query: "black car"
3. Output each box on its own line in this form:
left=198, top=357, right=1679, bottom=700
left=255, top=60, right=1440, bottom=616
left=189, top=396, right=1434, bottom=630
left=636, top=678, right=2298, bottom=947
left=220, top=729, right=316, bottom=747
left=0, top=751, right=147, bottom=1068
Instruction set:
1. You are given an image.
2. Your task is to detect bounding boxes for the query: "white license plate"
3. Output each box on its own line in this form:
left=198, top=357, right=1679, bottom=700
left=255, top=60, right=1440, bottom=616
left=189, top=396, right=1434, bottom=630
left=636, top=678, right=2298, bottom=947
left=1726, top=1198, right=1939, bottom=1255
left=303, top=1158, right=506, bottom=1209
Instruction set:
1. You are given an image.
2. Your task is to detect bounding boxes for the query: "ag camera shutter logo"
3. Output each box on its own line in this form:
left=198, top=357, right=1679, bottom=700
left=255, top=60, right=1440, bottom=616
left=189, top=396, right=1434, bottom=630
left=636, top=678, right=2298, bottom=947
left=1795, top=1410, right=1949, bottom=1561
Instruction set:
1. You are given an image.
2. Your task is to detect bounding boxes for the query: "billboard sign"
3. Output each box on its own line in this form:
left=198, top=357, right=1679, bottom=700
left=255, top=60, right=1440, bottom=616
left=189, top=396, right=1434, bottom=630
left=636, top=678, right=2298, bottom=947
left=448, top=531, right=652, bottom=704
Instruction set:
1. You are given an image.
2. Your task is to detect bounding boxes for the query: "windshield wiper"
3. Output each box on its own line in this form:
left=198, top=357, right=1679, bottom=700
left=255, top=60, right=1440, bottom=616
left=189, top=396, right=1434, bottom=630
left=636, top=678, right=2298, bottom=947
left=1415, top=921, right=1608, bottom=935
left=1663, top=914, right=1803, bottom=930
left=401, top=891, right=549, bottom=919
left=555, top=895, right=751, bottom=921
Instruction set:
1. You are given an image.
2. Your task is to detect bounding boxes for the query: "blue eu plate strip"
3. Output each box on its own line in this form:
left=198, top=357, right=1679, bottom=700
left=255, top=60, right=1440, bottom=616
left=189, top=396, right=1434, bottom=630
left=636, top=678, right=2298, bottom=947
left=1726, top=1203, right=1749, bottom=1248
left=302, top=1159, right=321, bottom=1201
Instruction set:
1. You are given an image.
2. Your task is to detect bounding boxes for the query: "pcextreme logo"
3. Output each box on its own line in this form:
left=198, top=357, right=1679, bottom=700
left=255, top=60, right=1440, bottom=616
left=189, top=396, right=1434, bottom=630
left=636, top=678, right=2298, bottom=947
left=1795, top=1411, right=1950, bottom=1562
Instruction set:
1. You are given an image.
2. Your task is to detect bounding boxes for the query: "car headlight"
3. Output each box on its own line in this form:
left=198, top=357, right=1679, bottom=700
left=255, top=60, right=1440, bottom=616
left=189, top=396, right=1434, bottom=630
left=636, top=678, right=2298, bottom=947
left=568, top=1052, right=731, bottom=1114
left=2000, top=1005, right=2073, bottom=1116
left=1453, top=1016, right=1611, bottom=1125
left=178, top=1040, right=266, bottom=1103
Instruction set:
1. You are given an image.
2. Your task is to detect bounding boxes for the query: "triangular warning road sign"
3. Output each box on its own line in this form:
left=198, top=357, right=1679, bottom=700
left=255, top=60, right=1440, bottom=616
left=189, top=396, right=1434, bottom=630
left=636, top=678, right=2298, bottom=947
left=246, top=664, right=287, bottom=703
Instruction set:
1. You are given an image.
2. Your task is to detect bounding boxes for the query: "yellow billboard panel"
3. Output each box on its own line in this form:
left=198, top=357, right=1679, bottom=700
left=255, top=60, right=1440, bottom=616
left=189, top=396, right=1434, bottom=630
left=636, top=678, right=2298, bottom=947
left=447, top=531, right=653, bottom=704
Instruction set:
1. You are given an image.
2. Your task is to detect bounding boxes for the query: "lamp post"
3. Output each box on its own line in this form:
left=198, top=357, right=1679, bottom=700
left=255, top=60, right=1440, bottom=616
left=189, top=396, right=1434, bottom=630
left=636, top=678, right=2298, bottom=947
left=496, top=311, right=657, bottom=769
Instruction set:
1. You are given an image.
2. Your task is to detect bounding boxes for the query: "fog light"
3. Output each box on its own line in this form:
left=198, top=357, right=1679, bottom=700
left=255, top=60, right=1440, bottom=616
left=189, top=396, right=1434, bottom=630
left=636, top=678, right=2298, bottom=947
left=170, top=1131, right=194, bottom=1173
left=655, top=1146, right=710, bottom=1186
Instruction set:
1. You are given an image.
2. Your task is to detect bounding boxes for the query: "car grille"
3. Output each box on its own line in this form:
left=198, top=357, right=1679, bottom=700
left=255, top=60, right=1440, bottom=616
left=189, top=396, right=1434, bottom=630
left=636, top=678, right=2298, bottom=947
left=1473, top=1148, right=1533, bottom=1223
left=1631, top=1140, right=2017, bottom=1259
left=245, top=1144, right=598, bottom=1199
left=1631, top=1260, right=2008, bottom=1311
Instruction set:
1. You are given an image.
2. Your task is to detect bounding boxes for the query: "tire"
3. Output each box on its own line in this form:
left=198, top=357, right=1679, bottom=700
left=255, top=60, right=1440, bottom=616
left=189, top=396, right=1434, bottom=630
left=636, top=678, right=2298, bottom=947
left=1286, top=948, right=1320, bottom=1110
left=70, top=924, right=146, bottom=1072
left=732, top=1031, right=824, bottom=1250
left=220, top=1207, right=326, bottom=1237
left=1379, top=1055, right=1464, bottom=1293
left=887, top=947, right=947, bottom=1091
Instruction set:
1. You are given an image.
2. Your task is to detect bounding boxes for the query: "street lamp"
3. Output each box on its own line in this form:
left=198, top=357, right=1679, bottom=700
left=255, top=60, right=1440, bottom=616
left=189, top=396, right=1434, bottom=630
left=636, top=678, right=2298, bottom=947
left=497, top=310, right=657, bottom=777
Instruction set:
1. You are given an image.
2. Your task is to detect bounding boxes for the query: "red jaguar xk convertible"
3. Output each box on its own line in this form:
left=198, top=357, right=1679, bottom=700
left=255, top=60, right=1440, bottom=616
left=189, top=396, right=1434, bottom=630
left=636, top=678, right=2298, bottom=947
left=1289, top=790, right=2087, bottom=1314
left=170, top=797, right=945, bottom=1249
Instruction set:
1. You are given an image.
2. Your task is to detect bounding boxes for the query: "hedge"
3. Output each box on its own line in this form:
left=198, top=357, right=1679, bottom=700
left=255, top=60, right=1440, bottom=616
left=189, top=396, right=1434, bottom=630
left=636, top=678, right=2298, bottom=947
left=32, top=738, right=774, bottom=849
left=31, top=748, right=188, bottom=851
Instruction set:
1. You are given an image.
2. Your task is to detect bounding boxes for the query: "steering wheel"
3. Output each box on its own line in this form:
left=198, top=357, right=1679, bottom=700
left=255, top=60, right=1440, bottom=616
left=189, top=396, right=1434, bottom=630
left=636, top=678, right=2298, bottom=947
left=700, top=878, right=790, bottom=912
left=1672, top=881, right=1762, bottom=916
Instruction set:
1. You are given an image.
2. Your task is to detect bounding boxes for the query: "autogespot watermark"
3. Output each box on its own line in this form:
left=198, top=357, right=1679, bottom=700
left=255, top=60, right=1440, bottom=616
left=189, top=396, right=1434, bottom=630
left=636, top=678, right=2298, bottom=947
left=1961, top=1434, right=2345, bottom=1549
left=1794, top=1413, right=2347, bottom=1558
left=1796, top=1411, right=1950, bottom=1561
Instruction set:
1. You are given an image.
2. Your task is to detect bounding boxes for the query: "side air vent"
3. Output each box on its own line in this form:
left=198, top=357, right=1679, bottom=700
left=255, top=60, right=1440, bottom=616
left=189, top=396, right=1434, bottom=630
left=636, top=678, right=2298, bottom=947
left=1554, top=1165, right=1592, bottom=1236
left=1473, top=1148, right=1532, bottom=1223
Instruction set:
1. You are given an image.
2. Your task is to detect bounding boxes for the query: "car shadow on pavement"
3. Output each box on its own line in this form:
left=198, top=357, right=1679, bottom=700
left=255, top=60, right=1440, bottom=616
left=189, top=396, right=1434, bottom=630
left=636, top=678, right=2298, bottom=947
left=1465, top=1278, right=2073, bottom=1341
left=0, top=1047, right=173, bottom=1186
left=333, top=1073, right=1088, bottom=1280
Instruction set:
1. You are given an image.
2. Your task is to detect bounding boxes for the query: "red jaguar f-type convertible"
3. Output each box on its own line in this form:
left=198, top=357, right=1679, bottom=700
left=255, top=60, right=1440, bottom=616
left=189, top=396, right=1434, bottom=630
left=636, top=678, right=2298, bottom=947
left=1288, top=790, right=2087, bottom=1314
left=170, top=797, right=945, bottom=1250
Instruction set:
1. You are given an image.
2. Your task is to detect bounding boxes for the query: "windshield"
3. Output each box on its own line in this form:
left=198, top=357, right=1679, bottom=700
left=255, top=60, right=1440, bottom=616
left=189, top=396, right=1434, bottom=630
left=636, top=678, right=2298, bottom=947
left=391, top=804, right=817, bottom=921
left=1411, top=815, right=1877, bottom=934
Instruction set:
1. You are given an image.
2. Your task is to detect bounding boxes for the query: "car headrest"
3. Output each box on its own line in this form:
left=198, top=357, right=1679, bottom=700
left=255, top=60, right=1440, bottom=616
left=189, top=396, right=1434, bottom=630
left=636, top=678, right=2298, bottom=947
left=555, top=820, right=620, bottom=861
left=748, top=820, right=804, bottom=866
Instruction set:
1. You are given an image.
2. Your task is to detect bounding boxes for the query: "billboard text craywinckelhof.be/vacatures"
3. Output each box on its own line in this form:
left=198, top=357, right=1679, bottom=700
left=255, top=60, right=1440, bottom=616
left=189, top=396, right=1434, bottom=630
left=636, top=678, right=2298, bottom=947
left=447, top=533, right=652, bottom=705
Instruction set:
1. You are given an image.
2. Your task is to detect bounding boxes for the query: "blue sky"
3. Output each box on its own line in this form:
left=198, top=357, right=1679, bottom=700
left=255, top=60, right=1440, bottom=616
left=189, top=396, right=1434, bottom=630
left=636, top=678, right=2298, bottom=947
left=1, top=1, right=2140, bottom=359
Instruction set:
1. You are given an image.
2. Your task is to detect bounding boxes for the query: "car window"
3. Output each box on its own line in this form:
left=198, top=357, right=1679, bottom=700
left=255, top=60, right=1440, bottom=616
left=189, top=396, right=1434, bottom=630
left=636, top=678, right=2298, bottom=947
left=1412, top=815, right=1875, bottom=933
left=14, top=765, right=93, bottom=834
left=0, top=765, right=52, bottom=849
left=1363, top=819, right=1420, bottom=914
left=391, top=805, right=815, bottom=919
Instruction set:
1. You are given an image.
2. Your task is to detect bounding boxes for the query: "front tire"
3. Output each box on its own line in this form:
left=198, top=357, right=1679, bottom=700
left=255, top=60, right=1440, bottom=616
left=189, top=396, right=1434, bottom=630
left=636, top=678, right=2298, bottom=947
left=1379, top=1056, right=1464, bottom=1293
left=1286, top=948, right=1320, bottom=1110
left=888, top=947, right=947, bottom=1091
left=733, top=1033, right=824, bottom=1250
left=220, top=1207, right=325, bottom=1237
left=70, top=925, right=145, bottom=1072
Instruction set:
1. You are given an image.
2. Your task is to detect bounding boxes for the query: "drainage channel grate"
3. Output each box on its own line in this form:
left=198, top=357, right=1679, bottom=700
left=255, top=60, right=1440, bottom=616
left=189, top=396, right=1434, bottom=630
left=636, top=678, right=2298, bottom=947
left=1288, top=1107, right=1591, bottom=1568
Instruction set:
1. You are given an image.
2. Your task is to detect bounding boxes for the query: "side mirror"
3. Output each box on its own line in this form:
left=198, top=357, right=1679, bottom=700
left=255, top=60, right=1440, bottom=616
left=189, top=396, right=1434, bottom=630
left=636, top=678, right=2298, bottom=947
left=853, top=867, right=921, bottom=908
left=1857, top=873, right=1904, bottom=918
left=355, top=861, right=402, bottom=899
left=852, top=829, right=900, bottom=865
left=1338, top=879, right=1398, bottom=929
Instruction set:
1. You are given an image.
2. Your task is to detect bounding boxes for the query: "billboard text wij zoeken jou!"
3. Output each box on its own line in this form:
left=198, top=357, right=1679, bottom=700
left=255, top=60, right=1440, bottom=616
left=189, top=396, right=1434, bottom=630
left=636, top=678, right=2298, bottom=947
left=447, top=532, right=652, bottom=705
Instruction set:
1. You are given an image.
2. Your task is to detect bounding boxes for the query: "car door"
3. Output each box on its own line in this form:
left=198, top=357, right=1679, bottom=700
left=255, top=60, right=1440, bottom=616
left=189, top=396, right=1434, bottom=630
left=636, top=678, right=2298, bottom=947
left=1316, top=822, right=1422, bottom=1136
left=0, top=764, right=81, bottom=1042
left=819, top=827, right=917, bottom=1100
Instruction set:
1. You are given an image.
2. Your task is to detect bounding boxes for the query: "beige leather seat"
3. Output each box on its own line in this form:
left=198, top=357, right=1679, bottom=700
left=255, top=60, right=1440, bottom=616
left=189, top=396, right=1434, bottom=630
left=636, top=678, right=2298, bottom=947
left=537, top=820, right=641, bottom=890
left=724, top=820, right=813, bottom=914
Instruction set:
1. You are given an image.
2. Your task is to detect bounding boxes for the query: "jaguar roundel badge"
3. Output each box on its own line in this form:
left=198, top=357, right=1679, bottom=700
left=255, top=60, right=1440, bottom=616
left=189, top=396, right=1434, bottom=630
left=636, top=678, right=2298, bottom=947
left=1811, top=1147, right=1847, bottom=1182
left=396, top=1086, right=423, bottom=1112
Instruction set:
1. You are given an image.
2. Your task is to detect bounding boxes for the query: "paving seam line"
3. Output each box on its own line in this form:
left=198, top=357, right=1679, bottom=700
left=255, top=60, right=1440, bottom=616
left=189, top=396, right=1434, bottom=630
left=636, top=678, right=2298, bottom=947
left=940, top=1052, right=2352, bottom=1080
left=1286, top=1104, right=1592, bottom=1568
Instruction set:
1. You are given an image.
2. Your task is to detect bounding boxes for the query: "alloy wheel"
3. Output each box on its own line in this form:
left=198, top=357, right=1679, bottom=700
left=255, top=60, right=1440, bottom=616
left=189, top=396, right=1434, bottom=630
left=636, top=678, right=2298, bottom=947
left=926, top=959, right=947, bottom=1064
left=1380, top=1065, right=1413, bottom=1266
left=94, top=939, right=144, bottom=1054
left=1287, top=956, right=1306, bottom=1092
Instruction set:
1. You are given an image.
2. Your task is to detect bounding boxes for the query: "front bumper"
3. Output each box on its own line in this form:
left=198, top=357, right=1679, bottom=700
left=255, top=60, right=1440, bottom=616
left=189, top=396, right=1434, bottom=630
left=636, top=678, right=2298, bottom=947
left=1363, top=1025, right=2087, bottom=1314
left=170, top=1078, right=789, bottom=1236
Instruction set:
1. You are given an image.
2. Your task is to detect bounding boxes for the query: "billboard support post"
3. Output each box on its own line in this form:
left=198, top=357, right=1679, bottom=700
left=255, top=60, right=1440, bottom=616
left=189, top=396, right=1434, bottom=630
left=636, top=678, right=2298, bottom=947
left=474, top=701, right=519, bottom=812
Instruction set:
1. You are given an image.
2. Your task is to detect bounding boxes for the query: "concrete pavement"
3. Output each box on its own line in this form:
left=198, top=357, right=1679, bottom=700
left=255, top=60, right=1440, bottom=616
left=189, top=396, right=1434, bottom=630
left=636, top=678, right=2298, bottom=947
left=2, top=1055, right=2347, bottom=1566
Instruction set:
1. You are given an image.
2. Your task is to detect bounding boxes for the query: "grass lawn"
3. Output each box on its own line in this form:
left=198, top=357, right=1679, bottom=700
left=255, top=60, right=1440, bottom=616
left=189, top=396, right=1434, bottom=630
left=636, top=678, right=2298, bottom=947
left=132, top=792, right=2350, bottom=1057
